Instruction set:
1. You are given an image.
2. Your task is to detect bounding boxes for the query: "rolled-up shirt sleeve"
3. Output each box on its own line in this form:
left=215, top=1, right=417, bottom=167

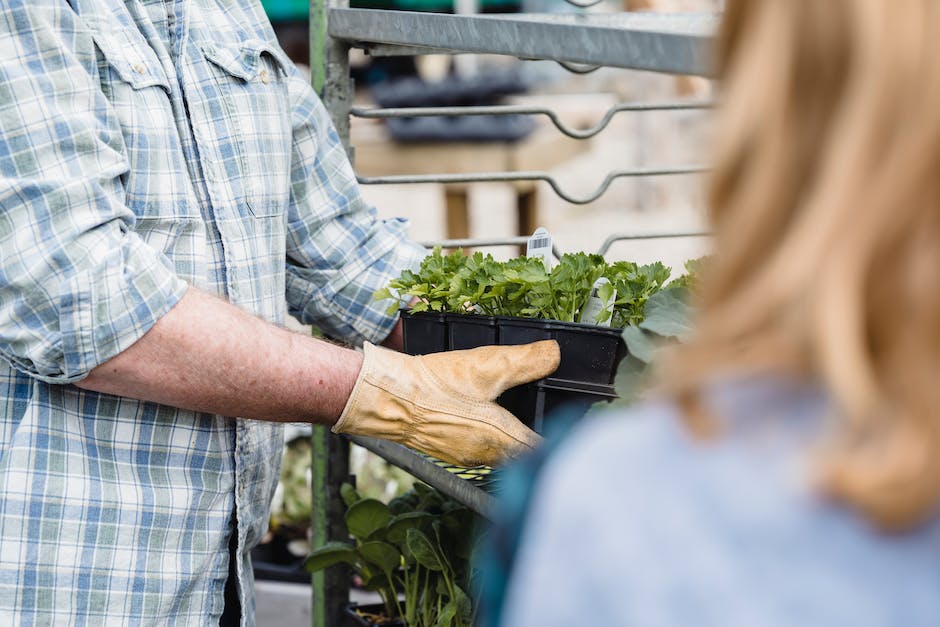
left=0, top=6, right=187, bottom=383
left=282, top=70, right=425, bottom=345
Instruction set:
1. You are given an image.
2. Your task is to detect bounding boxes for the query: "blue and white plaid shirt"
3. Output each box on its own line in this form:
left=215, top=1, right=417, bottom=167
left=0, top=1, right=424, bottom=623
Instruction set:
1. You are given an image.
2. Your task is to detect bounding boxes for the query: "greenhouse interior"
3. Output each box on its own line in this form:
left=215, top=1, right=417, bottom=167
left=4, top=0, right=937, bottom=626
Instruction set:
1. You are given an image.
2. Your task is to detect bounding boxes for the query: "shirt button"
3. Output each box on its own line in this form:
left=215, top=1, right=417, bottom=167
left=259, top=69, right=270, bottom=84
left=133, top=63, right=146, bottom=74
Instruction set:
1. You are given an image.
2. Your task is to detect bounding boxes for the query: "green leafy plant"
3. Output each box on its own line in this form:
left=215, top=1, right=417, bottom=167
left=374, top=247, right=677, bottom=328
left=614, top=259, right=703, bottom=403
left=605, top=260, right=672, bottom=328
left=305, top=482, right=480, bottom=627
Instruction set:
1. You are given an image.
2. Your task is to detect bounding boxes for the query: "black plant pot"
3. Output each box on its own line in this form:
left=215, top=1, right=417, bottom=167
left=345, top=602, right=404, bottom=627
left=446, top=313, right=498, bottom=350
left=401, top=311, right=626, bottom=433
left=400, top=310, right=447, bottom=355
left=496, top=316, right=624, bottom=385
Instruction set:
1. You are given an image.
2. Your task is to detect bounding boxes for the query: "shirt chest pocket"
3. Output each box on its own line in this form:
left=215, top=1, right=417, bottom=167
left=91, top=29, right=200, bottom=222
left=200, top=41, right=293, bottom=218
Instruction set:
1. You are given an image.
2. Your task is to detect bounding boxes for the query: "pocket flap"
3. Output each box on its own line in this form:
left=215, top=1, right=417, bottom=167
left=91, top=30, right=170, bottom=91
left=201, top=40, right=291, bottom=82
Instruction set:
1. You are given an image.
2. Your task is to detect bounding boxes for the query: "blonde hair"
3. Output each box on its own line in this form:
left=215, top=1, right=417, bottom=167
left=666, top=0, right=940, bottom=530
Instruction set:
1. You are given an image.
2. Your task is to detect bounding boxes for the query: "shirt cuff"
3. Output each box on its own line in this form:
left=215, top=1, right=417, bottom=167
left=286, top=219, right=426, bottom=346
left=6, top=230, right=188, bottom=384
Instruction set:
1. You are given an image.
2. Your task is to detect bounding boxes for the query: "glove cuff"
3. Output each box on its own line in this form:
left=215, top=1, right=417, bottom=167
left=332, top=342, right=379, bottom=436
left=333, top=342, right=411, bottom=440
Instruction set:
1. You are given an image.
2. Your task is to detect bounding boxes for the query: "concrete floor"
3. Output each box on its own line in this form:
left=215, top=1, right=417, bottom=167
left=255, top=579, right=383, bottom=627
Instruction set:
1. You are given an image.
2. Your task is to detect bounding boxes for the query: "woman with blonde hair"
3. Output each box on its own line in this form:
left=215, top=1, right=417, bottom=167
left=485, top=1, right=940, bottom=624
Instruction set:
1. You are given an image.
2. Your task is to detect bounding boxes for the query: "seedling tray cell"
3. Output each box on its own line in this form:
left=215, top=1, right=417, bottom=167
left=400, top=311, right=447, bottom=354
left=445, top=313, right=498, bottom=350
left=499, top=377, right=617, bottom=432
left=534, top=378, right=617, bottom=432
left=497, top=316, right=624, bottom=385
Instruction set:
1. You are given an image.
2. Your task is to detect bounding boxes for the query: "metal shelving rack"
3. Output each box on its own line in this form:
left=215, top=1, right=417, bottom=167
left=307, top=4, right=715, bottom=625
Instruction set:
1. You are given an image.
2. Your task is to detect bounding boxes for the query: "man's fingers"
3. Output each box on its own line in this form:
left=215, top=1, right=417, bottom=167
left=429, top=409, right=543, bottom=467
left=493, top=340, right=561, bottom=389
left=420, top=340, right=560, bottom=399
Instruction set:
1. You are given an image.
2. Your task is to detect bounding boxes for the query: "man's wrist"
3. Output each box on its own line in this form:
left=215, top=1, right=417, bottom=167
left=380, top=319, right=405, bottom=351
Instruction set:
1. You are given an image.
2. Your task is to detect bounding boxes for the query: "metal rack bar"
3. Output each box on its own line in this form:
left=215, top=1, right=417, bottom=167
left=419, top=233, right=711, bottom=257
left=562, top=0, right=604, bottom=8
left=356, top=47, right=603, bottom=80
left=358, top=165, right=706, bottom=205
left=596, top=230, right=710, bottom=255
left=347, top=436, right=498, bottom=519
left=418, top=236, right=563, bottom=259
left=353, top=45, right=653, bottom=78
left=352, top=100, right=711, bottom=140
left=330, top=10, right=717, bottom=75
left=556, top=61, right=602, bottom=74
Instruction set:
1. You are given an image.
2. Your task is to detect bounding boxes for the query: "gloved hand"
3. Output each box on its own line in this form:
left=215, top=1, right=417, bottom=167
left=333, top=340, right=560, bottom=467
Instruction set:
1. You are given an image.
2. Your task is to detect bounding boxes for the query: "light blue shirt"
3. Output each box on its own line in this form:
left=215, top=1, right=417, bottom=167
left=501, top=380, right=940, bottom=626
left=0, top=1, right=424, bottom=623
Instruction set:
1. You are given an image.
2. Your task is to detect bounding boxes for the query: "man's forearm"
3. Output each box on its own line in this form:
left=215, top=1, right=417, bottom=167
left=75, top=288, right=363, bottom=423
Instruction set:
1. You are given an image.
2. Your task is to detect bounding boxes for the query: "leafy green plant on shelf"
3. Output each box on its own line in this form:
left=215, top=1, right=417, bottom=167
left=374, top=247, right=676, bottom=327
left=614, top=258, right=704, bottom=404
left=305, top=482, right=480, bottom=627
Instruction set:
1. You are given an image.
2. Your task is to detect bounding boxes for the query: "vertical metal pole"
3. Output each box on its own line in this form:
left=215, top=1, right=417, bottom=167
left=312, top=0, right=354, bottom=159
left=309, top=0, right=328, bottom=95
left=310, top=2, right=353, bottom=627
left=309, top=430, right=350, bottom=627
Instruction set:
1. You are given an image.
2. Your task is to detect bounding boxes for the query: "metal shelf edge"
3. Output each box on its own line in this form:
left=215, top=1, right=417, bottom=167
left=329, top=9, right=716, bottom=76
left=347, top=435, right=498, bottom=519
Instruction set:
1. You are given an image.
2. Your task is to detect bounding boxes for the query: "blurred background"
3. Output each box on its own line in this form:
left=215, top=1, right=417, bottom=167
left=262, top=0, right=717, bottom=271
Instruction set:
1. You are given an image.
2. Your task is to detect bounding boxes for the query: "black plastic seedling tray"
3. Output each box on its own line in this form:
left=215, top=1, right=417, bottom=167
left=446, top=313, right=498, bottom=350
left=497, top=376, right=618, bottom=433
left=496, top=316, right=624, bottom=386
left=399, top=311, right=446, bottom=355
left=400, top=311, right=625, bottom=432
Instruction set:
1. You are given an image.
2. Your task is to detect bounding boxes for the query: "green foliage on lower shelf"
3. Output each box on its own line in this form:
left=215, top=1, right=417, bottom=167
left=305, top=482, right=480, bottom=627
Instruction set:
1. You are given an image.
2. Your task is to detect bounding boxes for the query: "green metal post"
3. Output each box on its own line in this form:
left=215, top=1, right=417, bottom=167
left=310, top=428, right=350, bottom=627
left=309, top=0, right=328, bottom=95
left=311, top=0, right=354, bottom=157
left=310, top=2, right=354, bottom=626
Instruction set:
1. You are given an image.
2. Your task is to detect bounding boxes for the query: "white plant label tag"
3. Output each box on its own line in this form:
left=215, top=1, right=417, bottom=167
left=579, top=277, right=616, bottom=326
left=526, top=227, right=553, bottom=271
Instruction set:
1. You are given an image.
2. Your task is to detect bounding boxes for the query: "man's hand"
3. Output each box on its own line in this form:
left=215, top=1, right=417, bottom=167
left=332, top=340, right=560, bottom=467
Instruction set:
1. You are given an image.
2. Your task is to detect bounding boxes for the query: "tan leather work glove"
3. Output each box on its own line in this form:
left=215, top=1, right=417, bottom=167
left=333, top=340, right=560, bottom=467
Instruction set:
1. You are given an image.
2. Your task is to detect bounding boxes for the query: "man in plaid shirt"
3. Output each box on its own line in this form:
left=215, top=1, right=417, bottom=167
left=0, top=1, right=558, bottom=623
